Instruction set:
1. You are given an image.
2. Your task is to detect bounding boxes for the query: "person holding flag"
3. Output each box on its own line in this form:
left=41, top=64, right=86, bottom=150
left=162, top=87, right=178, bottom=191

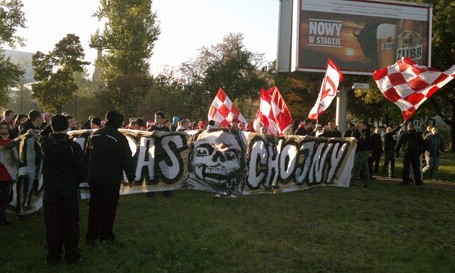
left=373, top=57, right=455, bottom=185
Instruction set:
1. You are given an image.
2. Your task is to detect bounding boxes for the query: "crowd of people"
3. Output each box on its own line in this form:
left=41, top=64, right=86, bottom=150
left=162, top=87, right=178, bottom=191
left=0, top=107, right=447, bottom=267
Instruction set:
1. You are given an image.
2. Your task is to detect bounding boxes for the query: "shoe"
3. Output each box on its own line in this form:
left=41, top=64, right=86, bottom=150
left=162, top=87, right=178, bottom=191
left=388, top=175, right=394, bottom=178
left=146, top=192, right=155, bottom=198
left=0, top=220, right=11, bottom=226
left=86, top=239, right=97, bottom=246
left=66, top=255, right=82, bottom=264
left=45, top=257, right=60, bottom=266
left=214, top=194, right=221, bottom=198
left=163, top=191, right=173, bottom=198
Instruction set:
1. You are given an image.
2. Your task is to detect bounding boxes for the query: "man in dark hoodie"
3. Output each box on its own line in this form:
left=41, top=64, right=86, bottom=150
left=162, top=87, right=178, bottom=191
left=395, top=122, right=425, bottom=185
left=41, top=115, right=86, bottom=265
left=85, top=110, right=135, bottom=245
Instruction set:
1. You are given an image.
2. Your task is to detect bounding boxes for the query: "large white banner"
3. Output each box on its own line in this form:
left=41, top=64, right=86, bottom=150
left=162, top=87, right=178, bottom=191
left=1, top=129, right=357, bottom=215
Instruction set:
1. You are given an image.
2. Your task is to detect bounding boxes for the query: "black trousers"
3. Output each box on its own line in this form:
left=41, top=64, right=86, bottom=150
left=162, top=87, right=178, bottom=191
left=43, top=190, right=81, bottom=263
left=382, top=149, right=395, bottom=176
left=368, top=151, right=382, bottom=175
left=402, top=153, right=423, bottom=184
left=0, top=182, right=11, bottom=222
left=86, top=183, right=120, bottom=242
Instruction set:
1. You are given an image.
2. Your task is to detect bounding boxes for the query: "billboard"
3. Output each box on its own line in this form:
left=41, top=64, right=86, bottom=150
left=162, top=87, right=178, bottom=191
left=277, top=0, right=432, bottom=75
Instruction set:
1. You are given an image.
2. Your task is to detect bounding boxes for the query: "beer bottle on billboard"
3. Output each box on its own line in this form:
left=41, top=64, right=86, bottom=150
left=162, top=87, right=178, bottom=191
left=396, top=19, right=424, bottom=64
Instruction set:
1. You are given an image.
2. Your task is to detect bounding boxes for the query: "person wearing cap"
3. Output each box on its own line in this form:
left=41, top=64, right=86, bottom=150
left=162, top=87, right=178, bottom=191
left=41, top=115, right=87, bottom=265
left=90, top=117, right=101, bottom=129
left=85, top=110, right=135, bottom=245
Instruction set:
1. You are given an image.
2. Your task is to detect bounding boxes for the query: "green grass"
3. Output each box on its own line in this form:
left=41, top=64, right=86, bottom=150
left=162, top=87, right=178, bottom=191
left=391, top=152, right=455, bottom=183
left=0, top=153, right=454, bottom=273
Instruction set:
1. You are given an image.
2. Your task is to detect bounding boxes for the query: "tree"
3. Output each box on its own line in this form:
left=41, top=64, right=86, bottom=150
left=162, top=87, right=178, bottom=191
left=425, top=0, right=455, bottom=151
left=179, top=33, right=267, bottom=118
left=90, top=0, right=160, bottom=117
left=394, top=0, right=455, bottom=151
left=31, top=34, right=89, bottom=113
left=0, top=0, right=26, bottom=107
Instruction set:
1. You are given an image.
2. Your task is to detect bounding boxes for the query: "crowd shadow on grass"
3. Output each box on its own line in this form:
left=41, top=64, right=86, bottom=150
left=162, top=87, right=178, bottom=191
left=371, top=174, right=455, bottom=192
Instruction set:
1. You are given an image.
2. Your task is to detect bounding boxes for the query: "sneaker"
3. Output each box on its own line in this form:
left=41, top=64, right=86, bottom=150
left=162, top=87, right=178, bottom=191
left=214, top=194, right=221, bottom=198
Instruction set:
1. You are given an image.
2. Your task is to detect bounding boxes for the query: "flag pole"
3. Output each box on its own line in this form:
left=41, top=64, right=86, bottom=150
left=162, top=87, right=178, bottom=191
left=335, top=84, right=347, bottom=133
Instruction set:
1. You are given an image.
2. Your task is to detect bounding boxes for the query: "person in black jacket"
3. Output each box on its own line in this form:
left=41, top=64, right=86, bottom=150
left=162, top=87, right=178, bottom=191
left=368, top=127, right=383, bottom=176
left=322, top=121, right=342, bottom=137
left=85, top=110, right=135, bottom=245
left=19, top=110, right=43, bottom=135
left=41, top=115, right=86, bottom=265
left=422, top=127, right=445, bottom=181
left=349, top=121, right=372, bottom=187
left=395, top=122, right=425, bottom=185
left=381, top=124, right=403, bottom=178
left=294, top=118, right=314, bottom=136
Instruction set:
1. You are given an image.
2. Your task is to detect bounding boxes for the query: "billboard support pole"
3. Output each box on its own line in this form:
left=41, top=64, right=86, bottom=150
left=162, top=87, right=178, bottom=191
left=336, top=84, right=347, bottom=133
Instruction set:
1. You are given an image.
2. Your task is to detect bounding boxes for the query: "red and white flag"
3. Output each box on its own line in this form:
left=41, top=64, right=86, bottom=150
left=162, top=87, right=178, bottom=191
left=253, top=86, right=293, bottom=135
left=208, top=87, right=247, bottom=127
left=373, top=57, right=455, bottom=121
left=308, top=58, right=343, bottom=120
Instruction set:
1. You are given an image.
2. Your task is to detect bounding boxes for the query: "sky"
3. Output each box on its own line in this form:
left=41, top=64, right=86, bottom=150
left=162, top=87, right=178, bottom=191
left=9, top=0, right=280, bottom=76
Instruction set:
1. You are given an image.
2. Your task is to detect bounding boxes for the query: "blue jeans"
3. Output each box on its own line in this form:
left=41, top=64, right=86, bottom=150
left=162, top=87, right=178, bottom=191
left=422, top=154, right=440, bottom=180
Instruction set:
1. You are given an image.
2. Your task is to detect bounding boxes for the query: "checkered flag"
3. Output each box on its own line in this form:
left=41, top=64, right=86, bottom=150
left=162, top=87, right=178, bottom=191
left=208, top=87, right=247, bottom=127
left=374, top=57, right=455, bottom=121
left=253, top=86, right=293, bottom=135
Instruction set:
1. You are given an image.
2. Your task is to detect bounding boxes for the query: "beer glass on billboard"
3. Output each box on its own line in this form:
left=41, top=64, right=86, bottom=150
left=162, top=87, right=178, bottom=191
left=396, top=19, right=424, bottom=65
left=376, top=23, right=397, bottom=68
